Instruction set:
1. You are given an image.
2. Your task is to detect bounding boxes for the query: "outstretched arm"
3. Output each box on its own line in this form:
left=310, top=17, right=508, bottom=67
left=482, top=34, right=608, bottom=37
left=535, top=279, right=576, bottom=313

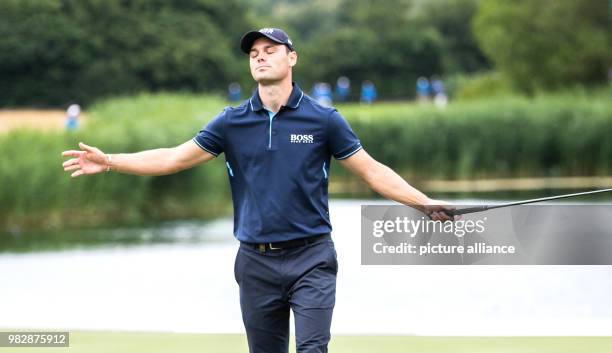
left=62, top=140, right=215, bottom=177
left=339, top=149, right=454, bottom=221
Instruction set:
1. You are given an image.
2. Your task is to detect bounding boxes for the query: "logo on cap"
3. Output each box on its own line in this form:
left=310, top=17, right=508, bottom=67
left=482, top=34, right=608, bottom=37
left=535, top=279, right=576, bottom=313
left=240, top=28, right=294, bottom=54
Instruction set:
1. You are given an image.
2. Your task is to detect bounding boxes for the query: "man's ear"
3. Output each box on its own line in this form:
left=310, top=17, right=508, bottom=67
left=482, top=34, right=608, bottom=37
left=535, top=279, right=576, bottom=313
left=288, top=51, right=298, bottom=67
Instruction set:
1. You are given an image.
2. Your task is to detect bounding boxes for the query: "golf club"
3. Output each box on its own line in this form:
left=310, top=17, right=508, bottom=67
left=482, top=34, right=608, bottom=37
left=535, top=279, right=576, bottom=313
left=445, top=188, right=612, bottom=217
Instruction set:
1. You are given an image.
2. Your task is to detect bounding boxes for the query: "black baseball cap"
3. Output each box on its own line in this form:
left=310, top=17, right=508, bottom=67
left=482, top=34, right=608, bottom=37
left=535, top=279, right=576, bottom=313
left=240, top=28, right=295, bottom=54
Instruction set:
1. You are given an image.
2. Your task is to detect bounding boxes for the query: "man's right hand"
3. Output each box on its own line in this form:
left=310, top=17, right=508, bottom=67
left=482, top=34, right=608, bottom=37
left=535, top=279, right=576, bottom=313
left=62, top=142, right=109, bottom=177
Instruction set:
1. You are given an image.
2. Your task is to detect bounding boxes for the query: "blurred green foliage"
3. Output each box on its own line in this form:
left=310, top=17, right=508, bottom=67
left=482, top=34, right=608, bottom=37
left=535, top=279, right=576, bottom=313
left=410, top=0, right=489, bottom=74
left=473, top=0, right=612, bottom=93
left=296, top=0, right=443, bottom=100
left=2, top=0, right=611, bottom=106
left=450, top=71, right=513, bottom=100
left=261, top=0, right=489, bottom=99
left=0, top=94, right=231, bottom=233
left=2, top=90, right=612, bottom=232
left=0, top=0, right=253, bottom=106
left=1, top=0, right=492, bottom=106
left=335, top=88, right=612, bottom=180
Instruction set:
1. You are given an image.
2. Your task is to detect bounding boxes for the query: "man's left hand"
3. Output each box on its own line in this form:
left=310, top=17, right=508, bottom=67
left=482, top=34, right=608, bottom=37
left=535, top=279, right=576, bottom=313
left=422, top=199, right=457, bottom=222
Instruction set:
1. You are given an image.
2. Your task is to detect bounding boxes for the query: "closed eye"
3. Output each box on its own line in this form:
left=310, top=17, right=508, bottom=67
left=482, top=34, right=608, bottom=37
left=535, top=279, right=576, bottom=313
left=250, top=45, right=280, bottom=58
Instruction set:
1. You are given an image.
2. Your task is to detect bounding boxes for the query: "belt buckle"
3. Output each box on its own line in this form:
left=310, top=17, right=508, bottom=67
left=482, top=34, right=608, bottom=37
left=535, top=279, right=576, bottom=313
left=268, top=242, right=281, bottom=250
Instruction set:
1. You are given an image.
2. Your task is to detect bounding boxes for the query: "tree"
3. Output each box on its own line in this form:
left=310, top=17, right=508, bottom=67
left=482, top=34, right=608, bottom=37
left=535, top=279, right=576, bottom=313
left=0, top=0, right=253, bottom=106
left=297, top=0, right=443, bottom=99
left=410, top=0, right=489, bottom=74
left=473, top=0, right=612, bottom=93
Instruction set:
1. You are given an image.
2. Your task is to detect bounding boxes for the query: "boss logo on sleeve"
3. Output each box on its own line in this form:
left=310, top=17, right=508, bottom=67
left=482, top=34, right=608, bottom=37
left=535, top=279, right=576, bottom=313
left=290, top=134, right=314, bottom=144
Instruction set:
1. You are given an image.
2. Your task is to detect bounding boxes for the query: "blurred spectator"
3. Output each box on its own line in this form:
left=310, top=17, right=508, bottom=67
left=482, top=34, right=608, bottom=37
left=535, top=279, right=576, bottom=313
left=431, top=75, right=448, bottom=108
left=311, top=83, right=320, bottom=101
left=65, top=104, right=80, bottom=131
left=360, top=80, right=377, bottom=104
left=416, top=76, right=430, bottom=103
left=312, top=82, right=333, bottom=107
left=335, top=76, right=350, bottom=102
left=228, top=82, right=242, bottom=102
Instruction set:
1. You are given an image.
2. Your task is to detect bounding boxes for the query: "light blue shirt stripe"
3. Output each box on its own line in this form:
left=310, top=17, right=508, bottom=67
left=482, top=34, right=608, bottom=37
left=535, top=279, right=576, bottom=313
left=266, top=109, right=276, bottom=149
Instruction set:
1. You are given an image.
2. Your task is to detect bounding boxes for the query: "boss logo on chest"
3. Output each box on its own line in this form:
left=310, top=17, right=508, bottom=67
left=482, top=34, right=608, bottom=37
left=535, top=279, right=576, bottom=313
left=290, top=134, right=314, bottom=144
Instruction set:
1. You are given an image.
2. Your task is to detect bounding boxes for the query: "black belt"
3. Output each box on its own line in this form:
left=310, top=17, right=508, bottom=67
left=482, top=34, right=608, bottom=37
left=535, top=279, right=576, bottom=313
left=242, top=233, right=330, bottom=252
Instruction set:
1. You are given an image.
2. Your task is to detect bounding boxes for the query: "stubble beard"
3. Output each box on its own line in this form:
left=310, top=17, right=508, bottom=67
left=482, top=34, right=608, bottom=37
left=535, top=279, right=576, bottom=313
left=253, top=66, right=292, bottom=86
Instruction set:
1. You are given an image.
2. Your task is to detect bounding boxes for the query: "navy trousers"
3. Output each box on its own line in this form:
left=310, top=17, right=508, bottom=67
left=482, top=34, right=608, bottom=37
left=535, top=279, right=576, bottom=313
left=234, top=234, right=338, bottom=353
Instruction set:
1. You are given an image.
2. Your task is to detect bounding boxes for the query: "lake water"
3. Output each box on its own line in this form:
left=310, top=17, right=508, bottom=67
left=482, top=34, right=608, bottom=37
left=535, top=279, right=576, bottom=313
left=1, top=199, right=612, bottom=335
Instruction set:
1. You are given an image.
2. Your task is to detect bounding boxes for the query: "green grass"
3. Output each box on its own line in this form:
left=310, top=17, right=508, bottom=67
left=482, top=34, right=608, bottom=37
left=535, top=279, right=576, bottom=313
left=0, top=93, right=233, bottom=234
left=2, top=331, right=611, bottom=353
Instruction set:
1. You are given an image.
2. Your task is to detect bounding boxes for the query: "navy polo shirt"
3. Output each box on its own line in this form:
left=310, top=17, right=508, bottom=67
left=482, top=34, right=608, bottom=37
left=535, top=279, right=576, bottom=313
left=193, top=83, right=362, bottom=243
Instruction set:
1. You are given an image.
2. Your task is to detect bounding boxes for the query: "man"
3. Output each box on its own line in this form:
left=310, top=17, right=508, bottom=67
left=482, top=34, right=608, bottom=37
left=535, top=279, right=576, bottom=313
left=62, top=28, right=454, bottom=353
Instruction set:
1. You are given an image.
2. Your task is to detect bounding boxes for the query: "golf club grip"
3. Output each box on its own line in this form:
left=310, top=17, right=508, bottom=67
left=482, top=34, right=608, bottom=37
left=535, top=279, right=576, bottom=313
left=446, top=206, right=489, bottom=216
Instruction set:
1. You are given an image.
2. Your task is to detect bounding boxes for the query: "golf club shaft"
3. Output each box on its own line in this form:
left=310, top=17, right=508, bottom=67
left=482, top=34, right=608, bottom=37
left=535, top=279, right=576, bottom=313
left=447, top=188, right=612, bottom=216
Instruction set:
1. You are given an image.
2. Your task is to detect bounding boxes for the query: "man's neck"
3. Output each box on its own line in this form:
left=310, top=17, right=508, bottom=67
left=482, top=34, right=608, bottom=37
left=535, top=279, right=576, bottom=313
left=258, top=78, right=293, bottom=113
